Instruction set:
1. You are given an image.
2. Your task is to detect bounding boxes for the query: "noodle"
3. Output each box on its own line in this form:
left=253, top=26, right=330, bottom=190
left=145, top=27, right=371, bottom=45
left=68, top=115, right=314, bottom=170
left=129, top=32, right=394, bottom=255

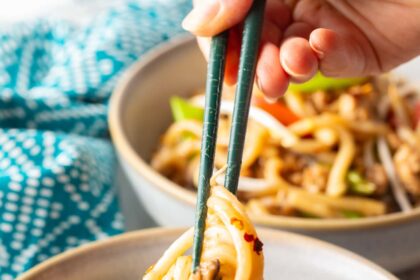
left=253, top=157, right=385, bottom=217
left=283, top=90, right=316, bottom=117
left=152, top=77, right=419, bottom=219
left=288, top=113, right=346, bottom=136
left=326, top=127, right=356, bottom=197
left=143, top=186, right=264, bottom=280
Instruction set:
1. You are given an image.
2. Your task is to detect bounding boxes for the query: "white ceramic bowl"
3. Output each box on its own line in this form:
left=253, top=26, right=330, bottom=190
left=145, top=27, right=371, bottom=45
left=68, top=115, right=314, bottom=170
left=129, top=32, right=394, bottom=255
left=109, top=35, right=420, bottom=272
left=18, top=227, right=396, bottom=280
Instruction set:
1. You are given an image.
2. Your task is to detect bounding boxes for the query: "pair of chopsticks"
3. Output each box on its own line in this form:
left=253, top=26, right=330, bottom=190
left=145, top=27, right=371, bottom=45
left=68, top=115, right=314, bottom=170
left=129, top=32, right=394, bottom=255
left=192, top=0, right=266, bottom=272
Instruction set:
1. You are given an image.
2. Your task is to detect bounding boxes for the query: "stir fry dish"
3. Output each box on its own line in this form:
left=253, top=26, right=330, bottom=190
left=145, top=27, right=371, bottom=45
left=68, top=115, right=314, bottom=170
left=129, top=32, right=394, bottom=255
left=152, top=75, right=420, bottom=219
left=143, top=183, right=264, bottom=279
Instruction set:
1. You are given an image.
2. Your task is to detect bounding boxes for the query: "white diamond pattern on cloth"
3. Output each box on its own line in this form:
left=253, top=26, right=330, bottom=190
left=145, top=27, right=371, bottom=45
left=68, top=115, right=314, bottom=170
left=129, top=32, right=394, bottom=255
left=0, top=0, right=191, bottom=278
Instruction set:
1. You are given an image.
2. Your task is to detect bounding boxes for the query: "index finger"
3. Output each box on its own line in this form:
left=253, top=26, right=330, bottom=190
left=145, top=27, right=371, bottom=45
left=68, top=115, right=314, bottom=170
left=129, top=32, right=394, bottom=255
left=183, top=0, right=254, bottom=36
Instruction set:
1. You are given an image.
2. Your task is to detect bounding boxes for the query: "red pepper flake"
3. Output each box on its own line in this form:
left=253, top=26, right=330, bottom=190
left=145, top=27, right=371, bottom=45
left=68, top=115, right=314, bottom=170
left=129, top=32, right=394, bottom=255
left=253, top=237, right=264, bottom=255
left=244, top=233, right=255, bottom=242
left=230, top=217, right=244, bottom=230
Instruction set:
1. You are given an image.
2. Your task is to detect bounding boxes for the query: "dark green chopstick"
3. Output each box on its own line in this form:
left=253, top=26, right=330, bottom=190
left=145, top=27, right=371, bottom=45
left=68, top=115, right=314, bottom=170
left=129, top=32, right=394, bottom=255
left=192, top=31, right=228, bottom=272
left=191, top=0, right=266, bottom=273
left=225, top=0, right=266, bottom=194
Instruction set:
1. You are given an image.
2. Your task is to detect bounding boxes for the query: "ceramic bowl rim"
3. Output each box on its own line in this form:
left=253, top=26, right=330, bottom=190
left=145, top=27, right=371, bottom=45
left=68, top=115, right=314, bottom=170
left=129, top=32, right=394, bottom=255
left=108, top=34, right=420, bottom=231
left=17, top=227, right=397, bottom=280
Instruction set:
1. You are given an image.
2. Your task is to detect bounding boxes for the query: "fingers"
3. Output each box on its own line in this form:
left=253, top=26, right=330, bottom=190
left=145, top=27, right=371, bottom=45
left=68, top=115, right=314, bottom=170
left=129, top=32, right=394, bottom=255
left=309, top=28, right=367, bottom=76
left=259, top=28, right=363, bottom=98
left=255, top=0, right=293, bottom=98
left=280, top=37, right=319, bottom=83
left=261, top=0, right=291, bottom=44
left=196, top=37, right=210, bottom=61
left=256, top=43, right=289, bottom=101
left=283, top=21, right=312, bottom=39
left=195, top=0, right=292, bottom=88
left=182, top=0, right=253, bottom=36
left=196, top=29, right=240, bottom=85
left=279, top=22, right=318, bottom=83
left=224, top=28, right=241, bottom=85
left=257, top=20, right=318, bottom=98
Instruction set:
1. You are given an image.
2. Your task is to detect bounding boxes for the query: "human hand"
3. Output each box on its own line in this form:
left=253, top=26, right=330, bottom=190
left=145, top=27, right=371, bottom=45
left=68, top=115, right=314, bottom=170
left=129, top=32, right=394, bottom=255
left=182, top=0, right=420, bottom=100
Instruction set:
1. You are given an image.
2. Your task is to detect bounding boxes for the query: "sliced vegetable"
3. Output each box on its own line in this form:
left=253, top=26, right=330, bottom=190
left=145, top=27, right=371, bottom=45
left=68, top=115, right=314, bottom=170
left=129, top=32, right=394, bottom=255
left=341, top=210, right=363, bottom=219
left=289, top=72, right=368, bottom=93
left=346, top=171, right=376, bottom=196
left=377, top=137, right=412, bottom=212
left=252, top=95, right=300, bottom=125
left=191, top=95, right=299, bottom=147
left=170, top=96, right=204, bottom=122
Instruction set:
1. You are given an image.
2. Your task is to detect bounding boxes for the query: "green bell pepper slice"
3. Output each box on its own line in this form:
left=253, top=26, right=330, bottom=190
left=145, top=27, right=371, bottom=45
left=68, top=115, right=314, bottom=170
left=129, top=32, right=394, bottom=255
left=170, top=96, right=204, bottom=122
left=347, top=170, right=376, bottom=196
left=289, top=72, right=368, bottom=93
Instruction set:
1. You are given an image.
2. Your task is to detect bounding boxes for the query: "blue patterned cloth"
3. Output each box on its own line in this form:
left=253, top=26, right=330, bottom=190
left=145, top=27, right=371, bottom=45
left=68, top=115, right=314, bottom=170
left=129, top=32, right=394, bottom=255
left=0, top=1, right=190, bottom=278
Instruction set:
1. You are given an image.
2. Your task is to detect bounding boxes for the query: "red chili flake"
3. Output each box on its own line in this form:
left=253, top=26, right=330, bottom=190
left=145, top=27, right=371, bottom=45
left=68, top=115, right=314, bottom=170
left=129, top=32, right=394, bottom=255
left=244, top=233, right=255, bottom=243
left=253, top=237, right=264, bottom=255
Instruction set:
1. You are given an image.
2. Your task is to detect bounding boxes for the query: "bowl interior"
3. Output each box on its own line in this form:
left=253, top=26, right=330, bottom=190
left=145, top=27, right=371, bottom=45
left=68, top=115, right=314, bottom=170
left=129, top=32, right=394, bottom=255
left=119, top=35, right=206, bottom=162
left=117, top=36, right=420, bottom=164
left=18, top=228, right=395, bottom=280
left=110, top=35, right=420, bottom=230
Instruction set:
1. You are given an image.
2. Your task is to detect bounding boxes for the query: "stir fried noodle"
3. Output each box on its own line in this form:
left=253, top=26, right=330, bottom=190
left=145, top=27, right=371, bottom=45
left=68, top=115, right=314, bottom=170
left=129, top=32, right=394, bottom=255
left=152, top=77, right=420, bottom=219
left=143, top=184, right=264, bottom=280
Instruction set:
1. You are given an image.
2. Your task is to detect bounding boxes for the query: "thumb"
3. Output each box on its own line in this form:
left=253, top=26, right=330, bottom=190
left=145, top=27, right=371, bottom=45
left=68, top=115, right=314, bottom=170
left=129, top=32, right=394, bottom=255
left=182, top=0, right=253, bottom=37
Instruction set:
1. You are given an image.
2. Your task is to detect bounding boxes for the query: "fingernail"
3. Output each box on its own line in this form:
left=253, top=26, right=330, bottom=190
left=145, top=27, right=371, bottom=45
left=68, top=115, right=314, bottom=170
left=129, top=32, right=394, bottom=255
left=281, top=57, right=304, bottom=78
left=182, top=1, right=220, bottom=33
left=256, top=78, right=263, bottom=91
left=264, top=95, right=279, bottom=104
left=257, top=78, right=279, bottom=103
left=310, top=40, right=325, bottom=59
left=281, top=56, right=318, bottom=83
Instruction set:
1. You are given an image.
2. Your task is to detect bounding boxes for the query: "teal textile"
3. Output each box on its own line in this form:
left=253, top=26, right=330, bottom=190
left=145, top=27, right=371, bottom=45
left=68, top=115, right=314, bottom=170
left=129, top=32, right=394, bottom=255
left=0, top=1, right=190, bottom=278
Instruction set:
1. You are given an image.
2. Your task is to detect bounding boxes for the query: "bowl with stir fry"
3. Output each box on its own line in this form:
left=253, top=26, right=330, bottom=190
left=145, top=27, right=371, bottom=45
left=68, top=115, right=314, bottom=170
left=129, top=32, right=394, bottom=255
left=19, top=176, right=396, bottom=279
left=109, top=35, right=420, bottom=272
left=18, top=196, right=396, bottom=279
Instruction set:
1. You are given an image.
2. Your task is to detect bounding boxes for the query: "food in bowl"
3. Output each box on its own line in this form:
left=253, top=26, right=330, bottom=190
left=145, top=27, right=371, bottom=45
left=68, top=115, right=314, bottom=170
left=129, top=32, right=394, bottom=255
left=109, top=36, right=420, bottom=271
left=143, top=183, right=263, bottom=279
left=17, top=228, right=397, bottom=280
left=151, top=74, right=420, bottom=220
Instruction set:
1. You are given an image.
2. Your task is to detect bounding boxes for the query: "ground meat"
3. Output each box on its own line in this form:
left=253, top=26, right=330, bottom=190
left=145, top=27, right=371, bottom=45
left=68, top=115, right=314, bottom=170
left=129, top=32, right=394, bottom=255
left=280, top=152, right=307, bottom=173
left=394, top=144, right=420, bottom=196
left=348, top=83, right=374, bottom=96
left=386, top=132, right=403, bottom=150
left=193, top=260, right=221, bottom=280
left=287, top=172, right=303, bottom=186
left=302, top=164, right=329, bottom=193
left=338, top=94, right=371, bottom=121
left=366, top=164, right=389, bottom=196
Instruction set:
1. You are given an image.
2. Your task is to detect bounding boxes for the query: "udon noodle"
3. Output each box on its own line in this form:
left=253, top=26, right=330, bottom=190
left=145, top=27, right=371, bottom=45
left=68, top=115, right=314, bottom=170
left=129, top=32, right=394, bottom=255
left=143, top=184, right=264, bottom=280
left=152, top=76, right=420, bottom=219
